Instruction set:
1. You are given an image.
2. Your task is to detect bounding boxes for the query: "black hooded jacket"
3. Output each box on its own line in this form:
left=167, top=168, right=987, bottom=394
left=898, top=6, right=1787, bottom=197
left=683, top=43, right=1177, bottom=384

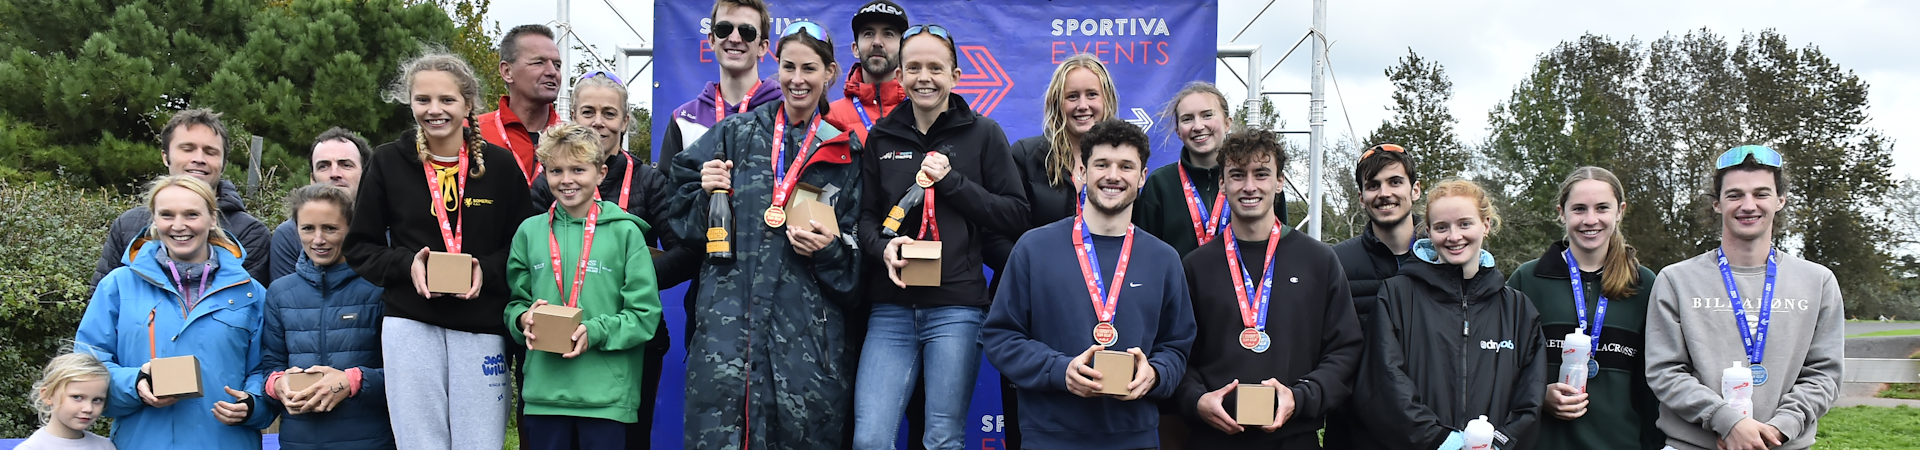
left=857, top=94, right=1028, bottom=307
left=1351, top=257, right=1546, bottom=450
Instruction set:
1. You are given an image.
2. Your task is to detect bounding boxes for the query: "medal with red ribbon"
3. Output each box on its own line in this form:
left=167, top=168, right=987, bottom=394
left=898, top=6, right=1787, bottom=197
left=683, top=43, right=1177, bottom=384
left=611, top=151, right=638, bottom=209
left=1073, top=215, right=1134, bottom=348
left=420, top=146, right=469, bottom=253
left=764, top=108, right=823, bottom=228
left=548, top=202, right=601, bottom=308
left=1179, top=165, right=1230, bottom=244
left=1225, top=221, right=1283, bottom=353
left=917, top=155, right=939, bottom=241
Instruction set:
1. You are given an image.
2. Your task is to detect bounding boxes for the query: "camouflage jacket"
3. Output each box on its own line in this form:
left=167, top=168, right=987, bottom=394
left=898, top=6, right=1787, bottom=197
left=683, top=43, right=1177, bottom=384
left=664, top=101, right=863, bottom=450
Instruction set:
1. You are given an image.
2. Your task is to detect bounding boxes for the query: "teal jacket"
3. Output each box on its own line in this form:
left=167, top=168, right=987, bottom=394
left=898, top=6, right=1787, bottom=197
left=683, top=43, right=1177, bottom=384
left=1508, top=240, right=1664, bottom=450
left=505, top=200, right=663, bottom=423
left=76, top=235, right=274, bottom=449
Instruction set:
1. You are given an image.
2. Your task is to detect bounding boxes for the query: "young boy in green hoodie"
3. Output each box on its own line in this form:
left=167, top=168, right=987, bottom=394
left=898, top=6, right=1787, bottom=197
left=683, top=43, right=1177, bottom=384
left=507, top=124, right=663, bottom=449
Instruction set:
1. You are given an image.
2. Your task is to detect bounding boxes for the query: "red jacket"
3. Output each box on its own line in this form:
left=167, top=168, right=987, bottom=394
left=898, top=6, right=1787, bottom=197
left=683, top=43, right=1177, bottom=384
left=823, top=70, right=906, bottom=145
left=478, top=96, right=561, bottom=186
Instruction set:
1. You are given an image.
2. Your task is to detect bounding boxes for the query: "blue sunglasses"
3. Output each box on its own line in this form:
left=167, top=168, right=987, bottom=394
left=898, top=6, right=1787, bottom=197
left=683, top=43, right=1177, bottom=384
left=783, top=21, right=830, bottom=42
left=904, top=24, right=951, bottom=43
left=578, top=70, right=623, bottom=85
left=1715, top=145, right=1783, bottom=170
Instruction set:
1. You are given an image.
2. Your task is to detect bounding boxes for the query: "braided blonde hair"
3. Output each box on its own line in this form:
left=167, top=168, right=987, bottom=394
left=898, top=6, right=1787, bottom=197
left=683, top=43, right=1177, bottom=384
left=389, top=52, right=489, bottom=178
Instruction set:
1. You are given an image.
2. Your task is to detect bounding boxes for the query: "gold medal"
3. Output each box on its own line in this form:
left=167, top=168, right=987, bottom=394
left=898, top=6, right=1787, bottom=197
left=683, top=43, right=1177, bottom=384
left=916, top=171, right=934, bottom=188
left=1093, top=322, right=1118, bottom=347
left=765, top=205, right=786, bottom=228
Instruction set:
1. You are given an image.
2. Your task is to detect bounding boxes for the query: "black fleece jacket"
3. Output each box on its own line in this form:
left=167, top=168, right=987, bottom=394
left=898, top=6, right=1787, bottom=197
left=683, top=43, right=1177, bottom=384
left=1352, top=259, right=1545, bottom=450
left=345, top=132, right=540, bottom=335
left=1176, top=227, right=1363, bottom=447
left=858, top=94, right=1029, bottom=307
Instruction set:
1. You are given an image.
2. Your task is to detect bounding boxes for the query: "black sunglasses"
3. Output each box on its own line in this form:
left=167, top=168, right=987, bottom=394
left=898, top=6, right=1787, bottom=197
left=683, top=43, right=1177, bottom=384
left=711, top=21, right=760, bottom=42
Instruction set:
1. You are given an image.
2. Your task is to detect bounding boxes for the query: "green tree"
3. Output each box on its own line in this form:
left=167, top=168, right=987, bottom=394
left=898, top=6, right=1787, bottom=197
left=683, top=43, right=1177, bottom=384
left=1233, top=96, right=1279, bottom=131
left=629, top=106, right=653, bottom=163
left=1483, top=34, right=1644, bottom=274
left=1367, top=48, right=1469, bottom=181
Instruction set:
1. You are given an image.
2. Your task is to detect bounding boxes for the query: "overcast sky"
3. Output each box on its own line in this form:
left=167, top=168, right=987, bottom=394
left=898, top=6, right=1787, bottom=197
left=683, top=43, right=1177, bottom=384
left=489, top=0, right=1916, bottom=176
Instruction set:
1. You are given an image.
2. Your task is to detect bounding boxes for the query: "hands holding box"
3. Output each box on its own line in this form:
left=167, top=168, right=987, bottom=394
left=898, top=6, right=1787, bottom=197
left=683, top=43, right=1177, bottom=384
left=1063, top=345, right=1158, bottom=400
left=519, top=299, right=588, bottom=358
left=411, top=247, right=480, bottom=298
left=1195, top=378, right=1298, bottom=434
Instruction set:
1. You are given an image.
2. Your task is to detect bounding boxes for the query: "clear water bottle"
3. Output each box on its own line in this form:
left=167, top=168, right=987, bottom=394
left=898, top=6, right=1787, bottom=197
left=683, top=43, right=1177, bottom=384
left=1559, top=331, right=1591, bottom=392
left=1463, top=415, right=1496, bottom=450
left=1722, top=361, right=1753, bottom=418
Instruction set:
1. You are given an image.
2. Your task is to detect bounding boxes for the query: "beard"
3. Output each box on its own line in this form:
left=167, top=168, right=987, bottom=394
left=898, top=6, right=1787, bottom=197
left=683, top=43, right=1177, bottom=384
left=863, top=54, right=899, bottom=78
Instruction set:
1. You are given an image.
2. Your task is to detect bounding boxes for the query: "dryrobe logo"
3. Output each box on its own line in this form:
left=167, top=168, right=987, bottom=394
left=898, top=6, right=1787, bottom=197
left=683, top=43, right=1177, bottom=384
left=1480, top=339, right=1515, bottom=351
left=1047, top=17, right=1173, bottom=65
left=482, top=354, right=506, bottom=376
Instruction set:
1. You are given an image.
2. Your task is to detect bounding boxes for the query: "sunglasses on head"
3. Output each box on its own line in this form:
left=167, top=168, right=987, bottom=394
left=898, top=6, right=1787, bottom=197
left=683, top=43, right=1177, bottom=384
left=904, top=24, right=951, bottom=43
left=1715, top=145, right=1784, bottom=170
left=711, top=21, right=759, bottom=42
left=578, top=70, right=623, bottom=85
left=1361, top=143, right=1406, bottom=160
left=783, top=21, right=830, bottom=42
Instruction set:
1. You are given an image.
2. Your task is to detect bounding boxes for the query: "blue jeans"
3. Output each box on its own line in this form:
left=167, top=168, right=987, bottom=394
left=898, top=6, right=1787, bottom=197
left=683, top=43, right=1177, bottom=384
left=852, top=304, right=986, bottom=450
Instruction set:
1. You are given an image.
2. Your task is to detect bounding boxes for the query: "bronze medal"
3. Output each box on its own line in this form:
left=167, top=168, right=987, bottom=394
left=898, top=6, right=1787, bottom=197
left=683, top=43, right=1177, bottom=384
left=764, top=205, right=787, bottom=228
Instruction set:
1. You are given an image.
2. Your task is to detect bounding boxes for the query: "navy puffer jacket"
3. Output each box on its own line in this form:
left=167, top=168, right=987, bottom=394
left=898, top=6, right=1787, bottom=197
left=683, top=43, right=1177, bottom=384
left=261, top=257, right=393, bottom=450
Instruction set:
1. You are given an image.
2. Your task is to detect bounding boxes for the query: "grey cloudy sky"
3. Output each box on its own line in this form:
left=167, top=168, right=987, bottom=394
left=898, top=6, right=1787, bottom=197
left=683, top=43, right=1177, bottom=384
left=489, top=0, right=1916, bottom=175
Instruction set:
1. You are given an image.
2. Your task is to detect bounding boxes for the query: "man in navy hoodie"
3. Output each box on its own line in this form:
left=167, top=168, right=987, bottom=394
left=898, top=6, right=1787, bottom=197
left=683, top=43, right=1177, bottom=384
left=984, top=118, right=1196, bottom=450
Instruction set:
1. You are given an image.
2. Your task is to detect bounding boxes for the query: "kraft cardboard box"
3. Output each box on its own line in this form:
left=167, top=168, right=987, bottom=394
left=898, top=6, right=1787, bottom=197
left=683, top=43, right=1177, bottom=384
left=785, top=183, right=839, bottom=236
left=285, top=371, right=325, bottom=393
left=150, top=355, right=203, bottom=399
left=1092, top=350, right=1133, bottom=396
left=426, top=252, right=474, bottom=294
left=900, top=241, right=943, bottom=287
left=529, top=303, right=585, bottom=354
left=1236, top=384, right=1277, bottom=426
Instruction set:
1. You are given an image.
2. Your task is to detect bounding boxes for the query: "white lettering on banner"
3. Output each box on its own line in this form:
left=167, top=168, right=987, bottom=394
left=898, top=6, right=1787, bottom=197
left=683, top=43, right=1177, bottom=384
left=699, top=17, right=817, bottom=36
left=1050, top=17, right=1172, bottom=36
left=980, top=414, right=1004, bottom=432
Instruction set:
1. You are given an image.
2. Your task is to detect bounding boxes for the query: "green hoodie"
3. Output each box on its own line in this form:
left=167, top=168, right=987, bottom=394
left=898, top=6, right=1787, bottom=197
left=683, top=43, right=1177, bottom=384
left=505, top=199, right=663, bottom=423
left=1507, top=240, right=1663, bottom=450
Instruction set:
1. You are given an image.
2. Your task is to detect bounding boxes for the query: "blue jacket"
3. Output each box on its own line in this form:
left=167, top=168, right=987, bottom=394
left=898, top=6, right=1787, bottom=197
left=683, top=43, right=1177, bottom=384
left=75, top=236, right=274, bottom=450
left=982, top=218, right=1196, bottom=450
left=262, top=256, right=393, bottom=450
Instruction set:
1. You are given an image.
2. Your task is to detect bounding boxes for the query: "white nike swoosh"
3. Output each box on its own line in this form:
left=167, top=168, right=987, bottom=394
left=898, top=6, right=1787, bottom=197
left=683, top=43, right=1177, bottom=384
left=1128, top=282, right=1143, bottom=288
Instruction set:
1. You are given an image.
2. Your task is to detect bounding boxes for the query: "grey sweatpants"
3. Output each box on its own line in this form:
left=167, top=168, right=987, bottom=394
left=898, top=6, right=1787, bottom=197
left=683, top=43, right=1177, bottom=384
left=382, top=316, right=508, bottom=450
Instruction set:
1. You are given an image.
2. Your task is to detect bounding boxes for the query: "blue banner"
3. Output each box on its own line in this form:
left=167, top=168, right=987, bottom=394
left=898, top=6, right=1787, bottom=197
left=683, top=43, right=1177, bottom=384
left=650, top=1, right=1217, bottom=448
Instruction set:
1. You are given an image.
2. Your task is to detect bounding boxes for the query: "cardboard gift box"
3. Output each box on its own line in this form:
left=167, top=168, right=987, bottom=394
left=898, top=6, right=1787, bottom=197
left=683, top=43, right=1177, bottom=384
left=1092, top=350, right=1134, bottom=396
left=1236, top=384, right=1277, bottom=426
left=285, top=371, right=325, bottom=393
left=426, top=252, right=474, bottom=294
left=528, top=303, right=585, bottom=354
left=900, top=241, right=943, bottom=287
left=150, top=355, right=203, bottom=399
left=786, top=183, right=839, bottom=236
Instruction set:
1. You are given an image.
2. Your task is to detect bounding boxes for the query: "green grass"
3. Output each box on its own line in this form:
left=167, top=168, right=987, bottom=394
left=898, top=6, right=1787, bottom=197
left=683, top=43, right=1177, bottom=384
left=1814, top=405, right=1920, bottom=449
left=1848, top=328, right=1920, bottom=338
left=1881, top=384, right=1920, bottom=401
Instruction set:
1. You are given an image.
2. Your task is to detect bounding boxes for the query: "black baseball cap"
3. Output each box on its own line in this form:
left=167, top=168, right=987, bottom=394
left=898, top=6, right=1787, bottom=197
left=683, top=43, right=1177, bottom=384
left=851, top=0, right=909, bottom=34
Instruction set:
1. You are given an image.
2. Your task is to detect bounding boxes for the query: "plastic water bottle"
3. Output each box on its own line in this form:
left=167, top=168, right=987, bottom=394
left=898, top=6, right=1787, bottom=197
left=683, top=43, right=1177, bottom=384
left=1722, top=361, right=1753, bottom=418
left=1463, top=415, right=1496, bottom=450
left=1559, top=331, right=1591, bottom=392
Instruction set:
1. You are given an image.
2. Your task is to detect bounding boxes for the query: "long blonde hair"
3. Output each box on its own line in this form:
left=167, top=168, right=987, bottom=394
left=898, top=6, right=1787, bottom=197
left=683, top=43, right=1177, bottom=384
left=1041, top=54, right=1118, bottom=187
left=388, top=52, right=489, bottom=178
left=32, top=350, right=109, bottom=426
left=1558, top=166, right=1642, bottom=299
left=143, top=175, right=237, bottom=250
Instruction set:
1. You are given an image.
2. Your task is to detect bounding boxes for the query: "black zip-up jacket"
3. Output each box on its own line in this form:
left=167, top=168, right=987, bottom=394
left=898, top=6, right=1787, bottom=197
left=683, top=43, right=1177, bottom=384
left=345, top=132, right=540, bottom=335
left=1352, top=257, right=1545, bottom=450
left=858, top=94, right=1029, bottom=307
left=1175, top=228, right=1363, bottom=447
left=1331, top=219, right=1422, bottom=320
left=531, top=151, right=699, bottom=347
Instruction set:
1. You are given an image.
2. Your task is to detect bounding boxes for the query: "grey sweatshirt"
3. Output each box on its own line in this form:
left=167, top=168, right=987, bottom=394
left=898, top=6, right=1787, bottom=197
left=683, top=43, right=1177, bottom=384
left=1645, top=249, right=1844, bottom=450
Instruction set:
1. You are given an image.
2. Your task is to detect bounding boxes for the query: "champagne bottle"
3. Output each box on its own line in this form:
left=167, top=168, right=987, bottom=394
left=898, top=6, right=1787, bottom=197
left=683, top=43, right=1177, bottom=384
left=706, top=152, right=735, bottom=264
left=879, top=181, right=927, bottom=239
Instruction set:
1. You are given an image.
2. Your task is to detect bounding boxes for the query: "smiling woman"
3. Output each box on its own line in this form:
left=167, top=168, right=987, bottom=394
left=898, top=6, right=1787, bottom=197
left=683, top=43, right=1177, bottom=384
left=73, top=174, right=276, bottom=449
